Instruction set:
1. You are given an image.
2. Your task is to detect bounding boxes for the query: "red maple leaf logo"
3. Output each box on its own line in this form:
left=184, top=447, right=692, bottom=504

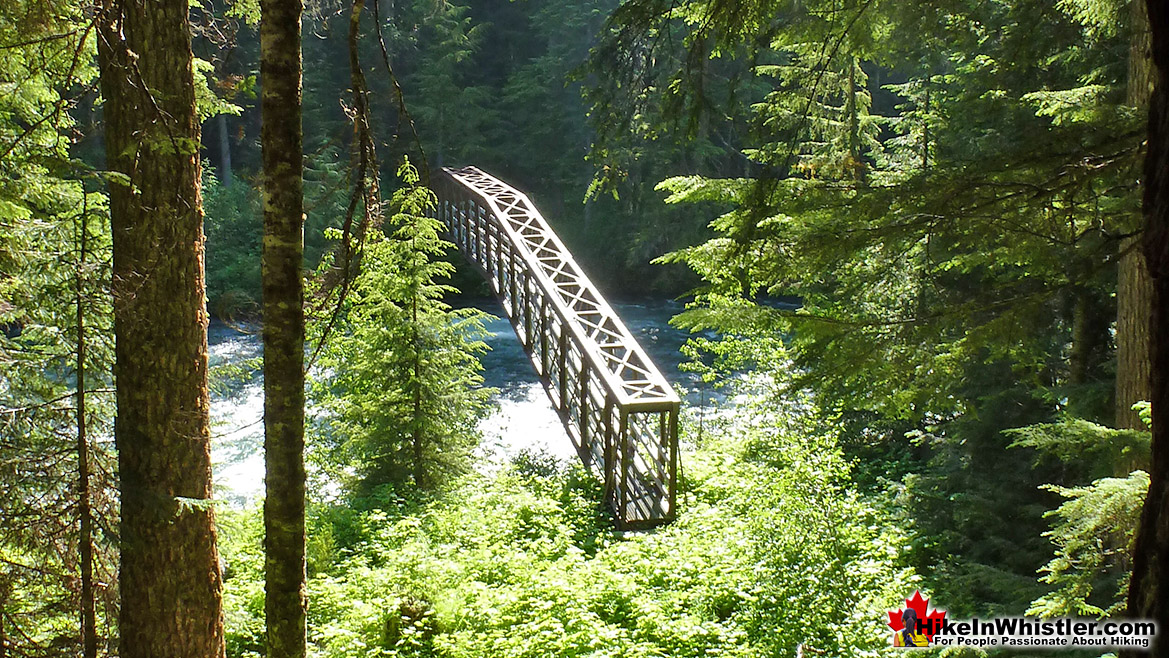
left=887, top=590, right=947, bottom=641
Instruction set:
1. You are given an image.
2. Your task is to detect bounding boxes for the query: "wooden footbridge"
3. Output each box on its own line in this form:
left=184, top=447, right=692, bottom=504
left=433, top=166, right=680, bottom=529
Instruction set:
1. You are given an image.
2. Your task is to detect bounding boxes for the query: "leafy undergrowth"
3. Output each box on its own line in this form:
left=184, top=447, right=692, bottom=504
left=220, top=401, right=914, bottom=658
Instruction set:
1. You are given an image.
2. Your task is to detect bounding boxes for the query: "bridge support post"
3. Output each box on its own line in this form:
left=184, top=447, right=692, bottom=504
left=539, top=297, right=549, bottom=377
left=603, top=396, right=615, bottom=501
left=579, top=364, right=590, bottom=466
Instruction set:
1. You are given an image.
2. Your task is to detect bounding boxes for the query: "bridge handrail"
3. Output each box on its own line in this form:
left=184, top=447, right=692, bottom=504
left=439, top=167, right=680, bottom=410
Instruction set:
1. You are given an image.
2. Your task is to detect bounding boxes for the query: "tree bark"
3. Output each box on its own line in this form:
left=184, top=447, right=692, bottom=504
left=260, top=0, right=307, bottom=656
left=75, top=200, right=96, bottom=658
left=1118, top=237, right=1153, bottom=429
left=217, top=113, right=234, bottom=189
left=1129, top=0, right=1169, bottom=653
left=96, top=1, right=224, bottom=656
left=1118, top=0, right=1155, bottom=430
left=413, top=295, right=424, bottom=490
left=0, top=584, right=6, bottom=658
left=1068, top=281, right=1113, bottom=422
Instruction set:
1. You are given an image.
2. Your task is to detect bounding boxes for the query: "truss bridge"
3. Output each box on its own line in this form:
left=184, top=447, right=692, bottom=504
left=433, top=166, right=680, bottom=529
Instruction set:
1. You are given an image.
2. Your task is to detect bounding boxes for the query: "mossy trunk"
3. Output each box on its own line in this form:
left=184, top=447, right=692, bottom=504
left=260, top=0, right=307, bottom=656
left=96, top=1, right=224, bottom=656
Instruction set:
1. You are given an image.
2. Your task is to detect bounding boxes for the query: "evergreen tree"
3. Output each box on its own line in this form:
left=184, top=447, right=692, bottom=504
left=1116, top=0, right=1153, bottom=432
left=0, top=1, right=117, bottom=654
left=313, top=162, right=492, bottom=500
left=96, top=0, right=225, bottom=654
left=589, top=0, right=1145, bottom=614
left=260, top=0, right=307, bottom=655
left=408, top=0, right=494, bottom=168
left=1129, top=0, right=1169, bottom=650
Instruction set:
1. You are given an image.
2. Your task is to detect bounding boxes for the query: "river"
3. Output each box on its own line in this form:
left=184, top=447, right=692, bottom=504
left=208, top=299, right=704, bottom=505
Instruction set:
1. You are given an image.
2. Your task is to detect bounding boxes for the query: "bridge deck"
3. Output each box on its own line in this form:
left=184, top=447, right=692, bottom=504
left=434, top=166, right=680, bottom=529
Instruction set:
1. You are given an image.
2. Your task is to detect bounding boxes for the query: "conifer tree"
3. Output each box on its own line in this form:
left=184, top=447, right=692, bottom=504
left=1, top=1, right=118, bottom=654
left=1129, top=0, right=1169, bottom=651
left=314, top=162, right=492, bottom=499
left=260, top=0, right=307, bottom=656
left=589, top=0, right=1145, bottom=612
left=1118, top=0, right=1154, bottom=430
left=96, top=0, right=225, bottom=655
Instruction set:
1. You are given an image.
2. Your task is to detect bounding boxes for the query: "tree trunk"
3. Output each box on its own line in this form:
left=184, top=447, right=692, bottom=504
left=260, top=0, right=307, bottom=656
left=217, top=113, right=234, bottom=189
left=1069, top=286, right=1112, bottom=411
left=1129, top=0, right=1169, bottom=653
left=413, top=296, right=424, bottom=489
left=0, top=584, right=6, bottom=658
left=75, top=201, right=96, bottom=658
left=1118, top=237, right=1153, bottom=428
left=1070, top=289, right=1093, bottom=386
left=96, top=0, right=224, bottom=656
left=922, top=74, right=930, bottom=171
left=1118, top=0, right=1155, bottom=430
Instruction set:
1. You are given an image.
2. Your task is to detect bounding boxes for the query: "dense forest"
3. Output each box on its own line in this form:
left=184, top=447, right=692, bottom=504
left=3, top=0, right=1169, bottom=656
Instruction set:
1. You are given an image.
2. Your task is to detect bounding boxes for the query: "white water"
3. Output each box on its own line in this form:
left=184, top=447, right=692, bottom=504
left=208, top=300, right=698, bottom=504
left=208, top=326, right=265, bottom=506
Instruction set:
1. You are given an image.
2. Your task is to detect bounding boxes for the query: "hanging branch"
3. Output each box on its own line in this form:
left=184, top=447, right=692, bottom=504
left=307, top=0, right=429, bottom=371
left=306, top=0, right=384, bottom=371
left=371, top=0, right=428, bottom=184
left=0, top=17, right=97, bottom=165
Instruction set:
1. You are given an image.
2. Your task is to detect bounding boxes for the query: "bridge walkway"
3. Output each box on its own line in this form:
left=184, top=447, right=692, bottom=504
left=433, top=166, right=680, bottom=529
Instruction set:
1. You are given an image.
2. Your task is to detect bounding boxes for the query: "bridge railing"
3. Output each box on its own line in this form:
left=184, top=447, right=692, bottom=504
left=433, top=166, right=680, bottom=529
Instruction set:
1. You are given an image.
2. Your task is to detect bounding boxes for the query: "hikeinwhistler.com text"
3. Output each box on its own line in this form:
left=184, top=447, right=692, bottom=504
left=917, top=617, right=1156, bottom=649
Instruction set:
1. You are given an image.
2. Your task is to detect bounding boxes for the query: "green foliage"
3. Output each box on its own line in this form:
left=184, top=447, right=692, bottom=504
left=1058, top=0, right=1129, bottom=38
left=1007, top=415, right=1149, bottom=618
left=188, top=0, right=710, bottom=299
left=1028, top=470, right=1148, bottom=618
left=0, top=1, right=117, bottom=653
left=203, top=170, right=262, bottom=317
left=312, top=162, right=494, bottom=499
left=1007, top=418, right=1150, bottom=478
left=222, top=385, right=912, bottom=658
left=202, top=148, right=350, bottom=316
left=408, top=1, right=495, bottom=167
left=194, top=56, right=244, bottom=122
left=219, top=505, right=266, bottom=658
left=225, top=0, right=261, bottom=26
left=590, top=0, right=1145, bottom=623
left=605, top=0, right=1136, bottom=421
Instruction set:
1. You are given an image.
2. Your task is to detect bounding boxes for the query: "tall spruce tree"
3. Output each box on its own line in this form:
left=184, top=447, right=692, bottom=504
left=259, top=0, right=307, bottom=655
left=96, top=0, right=225, bottom=655
left=313, top=163, right=492, bottom=500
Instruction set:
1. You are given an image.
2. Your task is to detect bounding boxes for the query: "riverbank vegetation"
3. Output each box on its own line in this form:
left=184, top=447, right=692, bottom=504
left=224, top=373, right=909, bottom=658
left=1, top=0, right=1166, bottom=656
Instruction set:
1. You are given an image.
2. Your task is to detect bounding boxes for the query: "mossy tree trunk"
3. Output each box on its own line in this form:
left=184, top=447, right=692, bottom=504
left=260, top=0, right=307, bottom=656
left=95, top=0, right=225, bottom=656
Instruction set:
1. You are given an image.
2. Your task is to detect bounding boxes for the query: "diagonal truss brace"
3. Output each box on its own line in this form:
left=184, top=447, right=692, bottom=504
left=433, top=166, right=681, bottom=528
